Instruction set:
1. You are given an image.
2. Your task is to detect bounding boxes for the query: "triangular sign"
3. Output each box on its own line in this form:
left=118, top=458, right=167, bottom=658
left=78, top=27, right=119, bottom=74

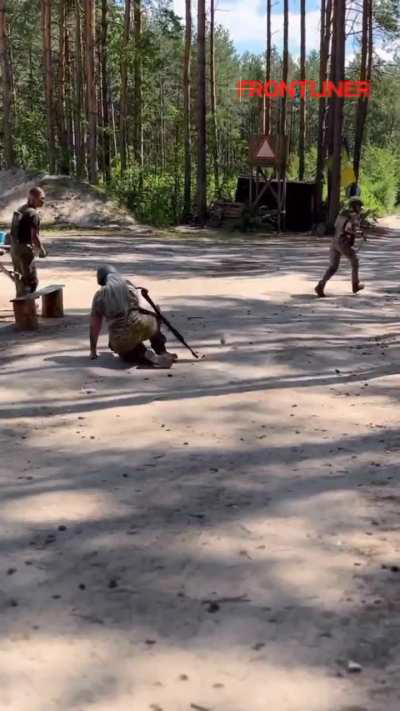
left=256, top=138, right=275, bottom=159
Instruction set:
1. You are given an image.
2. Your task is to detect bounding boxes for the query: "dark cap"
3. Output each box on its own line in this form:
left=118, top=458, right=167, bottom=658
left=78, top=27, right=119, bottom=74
left=97, top=264, right=118, bottom=286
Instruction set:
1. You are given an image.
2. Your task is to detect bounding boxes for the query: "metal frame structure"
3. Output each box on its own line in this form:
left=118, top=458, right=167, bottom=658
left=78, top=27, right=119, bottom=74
left=248, top=135, right=287, bottom=232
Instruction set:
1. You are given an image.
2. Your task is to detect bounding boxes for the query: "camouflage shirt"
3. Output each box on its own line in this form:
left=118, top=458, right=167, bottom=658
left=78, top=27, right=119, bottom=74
left=91, top=282, right=157, bottom=354
left=333, top=208, right=361, bottom=248
left=91, top=282, right=141, bottom=321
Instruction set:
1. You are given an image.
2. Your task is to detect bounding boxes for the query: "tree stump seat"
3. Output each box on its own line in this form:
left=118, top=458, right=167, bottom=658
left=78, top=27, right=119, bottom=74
left=11, top=284, right=65, bottom=331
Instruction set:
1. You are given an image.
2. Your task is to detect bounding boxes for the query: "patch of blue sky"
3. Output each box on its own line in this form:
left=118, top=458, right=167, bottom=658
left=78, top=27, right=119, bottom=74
left=172, top=0, right=365, bottom=61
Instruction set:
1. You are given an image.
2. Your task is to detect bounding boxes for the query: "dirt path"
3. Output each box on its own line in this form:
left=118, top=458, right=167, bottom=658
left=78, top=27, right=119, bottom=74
left=1, top=224, right=400, bottom=711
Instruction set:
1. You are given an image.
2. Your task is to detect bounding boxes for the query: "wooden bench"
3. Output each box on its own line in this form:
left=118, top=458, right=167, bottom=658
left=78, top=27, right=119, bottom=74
left=11, top=284, right=65, bottom=331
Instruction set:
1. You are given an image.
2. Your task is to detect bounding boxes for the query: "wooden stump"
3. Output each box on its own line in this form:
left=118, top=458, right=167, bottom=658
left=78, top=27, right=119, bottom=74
left=12, top=298, right=38, bottom=331
left=42, top=288, right=64, bottom=318
left=10, top=284, right=65, bottom=330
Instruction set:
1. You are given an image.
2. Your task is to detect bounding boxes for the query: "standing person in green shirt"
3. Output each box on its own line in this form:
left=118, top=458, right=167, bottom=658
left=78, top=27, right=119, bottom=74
left=10, top=187, right=47, bottom=296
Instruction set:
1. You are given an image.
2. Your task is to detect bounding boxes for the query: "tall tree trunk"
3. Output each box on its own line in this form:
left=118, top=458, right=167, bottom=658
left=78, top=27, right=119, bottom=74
left=315, top=0, right=331, bottom=216
left=133, top=0, right=143, bottom=169
left=57, top=0, right=69, bottom=173
left=111, top=98, right=118, bottom=159
left=120, top=0, right=131, bottom=174
left=325, top=0, right=337, bottom=205
left=280, top=0, right=288, bottom=142
left=28, top=44, right=34, bottom=113
left=41, top=0, right=56, bottom=173
left=74, top=0, right=85, bottom=177
left=85, top=0, right=97, bottom=183
left=353, top=0, right=372, bottom=181
left=327, top=0, right=345, bottom=229
left=298, top=0, right=306, bottom=181
left=279, top=0, right=289, bottom=231
left=173, top=105, right=180, bottom=223
left=96, top=25, right=104, bottom=179
left=0, top=0, right=15, bottom=167
left=210, top=0, right=219, bottom=196
left=182, top=0, right=192, bottom=221
left=195, top=0, right=207, bottom=224
left=160, top=79, right=165, bottom=172
left=367, top=0, right=373, bottom=82
left=288, top=100, right=295, bottom=155
left=64, top=20, right=75, bottom=168
left=101, top=0, right=111, bottom=182
left=263, top=0, right=272, bottom=134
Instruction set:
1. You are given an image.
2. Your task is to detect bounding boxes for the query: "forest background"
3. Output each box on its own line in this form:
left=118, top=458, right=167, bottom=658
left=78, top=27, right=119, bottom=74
left=0, top=0, right=399, bottom=227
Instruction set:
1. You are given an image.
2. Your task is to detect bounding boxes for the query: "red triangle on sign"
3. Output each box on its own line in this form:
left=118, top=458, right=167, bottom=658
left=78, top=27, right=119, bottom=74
left=256, top=138, right=275, bottom=159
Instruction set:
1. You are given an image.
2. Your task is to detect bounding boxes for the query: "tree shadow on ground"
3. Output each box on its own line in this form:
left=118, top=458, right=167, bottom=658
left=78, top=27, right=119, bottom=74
left=1, top=284, right=400, bottom=420
left=1, top=229, right=400, bottom=709
left=1, top=426, right=399, bottom=709
left=31, top=224, right=400, bottom=283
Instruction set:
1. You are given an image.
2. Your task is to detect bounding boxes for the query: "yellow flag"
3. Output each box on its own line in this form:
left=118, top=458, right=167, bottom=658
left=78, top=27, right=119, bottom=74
left=327, top=150, right=356, bottom=187
left=341, top=160, right=356, bottom=188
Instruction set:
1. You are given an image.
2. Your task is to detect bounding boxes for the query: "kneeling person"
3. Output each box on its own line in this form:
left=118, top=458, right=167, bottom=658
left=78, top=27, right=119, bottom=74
left=89, top=265, right=177, bottom=367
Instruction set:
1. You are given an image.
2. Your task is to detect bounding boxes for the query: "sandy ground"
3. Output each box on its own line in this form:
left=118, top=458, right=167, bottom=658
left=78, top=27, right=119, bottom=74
left=1, top=222, right=400, bottom=711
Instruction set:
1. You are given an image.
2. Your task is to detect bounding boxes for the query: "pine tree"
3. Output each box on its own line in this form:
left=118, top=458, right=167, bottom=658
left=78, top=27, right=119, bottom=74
left=182, top=0, right=192, bottom=221
left=120, top=0, right=131, bottom=175
left=210, top=0, right=220, bottom=196
left=74, top=0, right=86, bottom=177
left=298, top=0, right=306, bottom=180
left=195, top=0, right=207, bottom=224
left=353, top=0, right=373, bottom=181
left=85, top=0, right=97, bottom=183
left=0, top=0, right=15, bottom=167
left=263, top=0, right=272, bottom=134
left=101, top=0, right=111, bottom=182
left=327, top=0, right=345, bottom=229
left=41, top=0, right=56, bottom=172
left=133, top=0, right=143, bottom=168
left=315, top=0, right=332, bottom=215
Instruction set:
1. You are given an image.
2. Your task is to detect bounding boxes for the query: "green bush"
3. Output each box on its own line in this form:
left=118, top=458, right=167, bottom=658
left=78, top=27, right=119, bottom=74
left=109, top=165, right=241, bottom=226
left=287, top=147, right=318, bottom=182
left=359, top=145, right=399, bottom=215
left=109, top=166, right=182, bottom=227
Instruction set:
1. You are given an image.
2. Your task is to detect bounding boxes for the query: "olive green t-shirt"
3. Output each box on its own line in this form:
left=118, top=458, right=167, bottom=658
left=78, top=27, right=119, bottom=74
left=91, top=282, right=141, bottom=321
left=15, top=204, right=40, bottom=245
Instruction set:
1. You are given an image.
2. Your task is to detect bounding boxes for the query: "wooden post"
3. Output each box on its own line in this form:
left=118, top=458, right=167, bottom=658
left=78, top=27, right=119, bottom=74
left=12, top=299, right=39, bottom=330
left=42, top=289, right=64, bottom=317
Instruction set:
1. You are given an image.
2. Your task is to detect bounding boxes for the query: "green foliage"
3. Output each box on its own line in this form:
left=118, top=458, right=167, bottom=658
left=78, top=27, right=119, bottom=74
left=109, top=167, right=182, bottom=227
left=374, top=0, right=400, bottom=34
left=287, top=146, right=318, bottom=181
left=2, top=0, right=400, bottom=226
left=359, top=145, right=400, bottom=215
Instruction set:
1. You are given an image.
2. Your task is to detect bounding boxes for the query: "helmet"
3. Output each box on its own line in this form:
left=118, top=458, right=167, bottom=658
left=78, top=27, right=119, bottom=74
left=97, top=263, right=118, bottom=286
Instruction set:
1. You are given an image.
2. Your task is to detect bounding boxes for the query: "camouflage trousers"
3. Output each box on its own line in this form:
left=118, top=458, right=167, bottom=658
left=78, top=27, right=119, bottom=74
left=11, top=243, right=38, bottom=296
left=109, top=310, right=167, bottom=361
left=319, top=235, right=360, bottom=291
